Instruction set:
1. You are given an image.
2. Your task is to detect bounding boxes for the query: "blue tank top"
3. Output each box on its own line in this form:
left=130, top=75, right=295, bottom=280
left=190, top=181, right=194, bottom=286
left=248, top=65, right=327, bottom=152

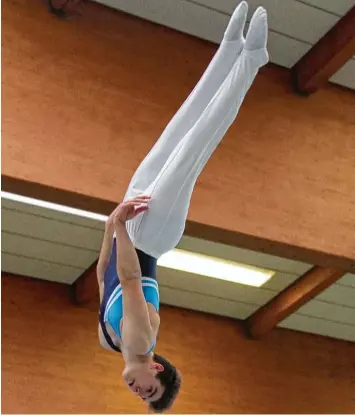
left=99, top=238, right=159, bottom=353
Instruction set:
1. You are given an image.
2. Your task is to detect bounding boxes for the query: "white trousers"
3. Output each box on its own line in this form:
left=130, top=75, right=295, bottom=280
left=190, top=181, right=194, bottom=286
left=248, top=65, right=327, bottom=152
left=125, top=4, right=269, bottom=259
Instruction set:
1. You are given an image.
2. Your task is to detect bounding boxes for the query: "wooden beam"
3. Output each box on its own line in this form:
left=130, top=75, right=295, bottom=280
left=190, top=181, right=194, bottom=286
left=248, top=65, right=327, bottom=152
left=73, top=260, right=99, bottom=305
left=3, top=175, right=355, bottom=271
left=47, top=0, right=84, bottom=18
left=245, top=266, right=345, bottom=338
left=292, top=6, right=355, bottom=94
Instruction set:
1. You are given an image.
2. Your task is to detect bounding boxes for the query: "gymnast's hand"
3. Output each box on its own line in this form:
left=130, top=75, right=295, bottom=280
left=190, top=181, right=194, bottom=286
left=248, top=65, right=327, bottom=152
left=111, top=195, right=151, bottom=224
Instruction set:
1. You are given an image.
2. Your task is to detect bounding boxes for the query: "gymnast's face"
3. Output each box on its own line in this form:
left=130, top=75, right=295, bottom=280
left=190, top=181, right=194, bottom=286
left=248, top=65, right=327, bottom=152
left=122, top=361, right=165, bottom=402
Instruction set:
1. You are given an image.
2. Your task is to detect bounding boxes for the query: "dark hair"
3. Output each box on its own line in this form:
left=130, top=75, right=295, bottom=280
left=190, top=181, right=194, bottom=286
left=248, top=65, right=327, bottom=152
left=149, top=354, right=181, bottom=413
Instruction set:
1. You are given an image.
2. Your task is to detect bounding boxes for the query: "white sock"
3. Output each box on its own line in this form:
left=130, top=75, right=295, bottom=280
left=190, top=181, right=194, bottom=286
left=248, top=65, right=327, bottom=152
left=223, top=1, right=248, bottom=43
left=245, top=7, right=268, bottom=51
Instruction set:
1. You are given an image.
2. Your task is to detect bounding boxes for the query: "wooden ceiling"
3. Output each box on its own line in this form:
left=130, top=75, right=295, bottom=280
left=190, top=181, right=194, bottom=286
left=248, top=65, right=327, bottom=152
left=2, top=0, right=355, bottom=343
left=2, top=198, right=355, bottom=342
left=94, top=0, right=355, bottom=91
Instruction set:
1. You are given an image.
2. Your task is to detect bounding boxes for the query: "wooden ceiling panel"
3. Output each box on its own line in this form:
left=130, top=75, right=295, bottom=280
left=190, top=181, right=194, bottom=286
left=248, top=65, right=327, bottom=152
left=95, top=0, right=355, bottom=89
left=298, top=0, right=355, bottom=16
left=292, top=6, right=355, bottom=93
left=2, top=254, right=85, bottom=284
left=279, top=313, right=355, bottom=342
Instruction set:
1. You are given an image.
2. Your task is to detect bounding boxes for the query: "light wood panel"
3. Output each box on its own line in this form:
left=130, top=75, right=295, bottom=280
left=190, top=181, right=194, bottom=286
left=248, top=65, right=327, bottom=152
left=157, top=266, right=355, bottom=341
left=160, top=285, right=256, bottom=319
left=2, top=208, right=103, bottom=251
left=2, top=232, right=98, bottom=268
left=97, top=0, right=355, bottom=89
left=279, top=314, right=355, bottom=342
left=330, top=58, right=355, bottom=88
left=292, top=6, right=355, bottom=94
left=3, top=0, right=355, bottom=269
left=158, top=267, right=299, bottom=304
left=2, top=274, right=355, bottom=414
left=2, top=197, right=354, bottom=341
left=1, top=254, right=84, bottom=283
left=189, top=0, right=340, bottom=44
left=298, top=300, right=354, bottom=325
left=299, top=0, right=355, bottom=16
left=279, top=273, right=355, bottom=341
left=192, top=0, right=355, bottom=18
left=157, top=267, right=299, bottom=320
left=245, top=267, right=346, bottom=338
left=178, top=236, right=313, bottom=275
left=2, top=198, right=105, bottom=230
left=1, top=198, right=103, bottom=283
left=96, top=0, right=313, bottom=68
left=338, top=273, right=355, bottom=287
left=317, top=279, right=355, bottom=307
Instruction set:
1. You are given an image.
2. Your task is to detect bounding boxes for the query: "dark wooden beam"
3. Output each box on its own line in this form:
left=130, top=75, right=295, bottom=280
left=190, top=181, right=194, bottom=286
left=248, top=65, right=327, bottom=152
left=245, top=266, right=345, bottom=338
left=73, top=260, right=99, bottom=305
left=47, top=0, right=85, bottom=18
left=292, top=6, right=355, bottom=94
left=3, top=175, right=355, bottom=271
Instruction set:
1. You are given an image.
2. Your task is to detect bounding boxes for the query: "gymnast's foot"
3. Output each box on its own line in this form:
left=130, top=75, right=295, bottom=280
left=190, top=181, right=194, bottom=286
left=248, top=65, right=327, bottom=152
left=245, top=6, right=268, bottom=52
left=222, top=1, right=248, bottom=51
left=243, top=6, right=269, bottom=67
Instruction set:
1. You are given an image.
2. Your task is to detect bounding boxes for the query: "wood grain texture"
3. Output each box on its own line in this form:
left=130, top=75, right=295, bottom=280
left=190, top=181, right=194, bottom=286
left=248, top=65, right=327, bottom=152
left=2, top=274, right=355, bottom=414
left=74, top=260, right=99, bottom=304
left=246, top=266, right=346, bottom=338
left=3, top=175, right=354, bottom=271
left=2, top=0, right=355, bottom=268
left=292, top=6, right=355, bottom=94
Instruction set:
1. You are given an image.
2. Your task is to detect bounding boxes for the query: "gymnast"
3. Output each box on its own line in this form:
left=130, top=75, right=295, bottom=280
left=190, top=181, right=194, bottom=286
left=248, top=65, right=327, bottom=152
left=97, top=2, right=269, bottom=412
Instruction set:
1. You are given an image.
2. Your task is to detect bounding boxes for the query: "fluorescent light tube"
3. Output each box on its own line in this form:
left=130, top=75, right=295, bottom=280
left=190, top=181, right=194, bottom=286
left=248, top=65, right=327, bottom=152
left=1, top=191, right=108, bottom=222
left=2, top=192, right=275, bottom=286
left=158, top=249, right=274, bottom=287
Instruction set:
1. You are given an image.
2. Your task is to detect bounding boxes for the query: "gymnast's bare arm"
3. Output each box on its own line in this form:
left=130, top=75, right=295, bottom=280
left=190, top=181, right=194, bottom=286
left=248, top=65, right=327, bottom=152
left=96, top=216, right=115, bottom=302
left=113, top=198, right=156, bottom=356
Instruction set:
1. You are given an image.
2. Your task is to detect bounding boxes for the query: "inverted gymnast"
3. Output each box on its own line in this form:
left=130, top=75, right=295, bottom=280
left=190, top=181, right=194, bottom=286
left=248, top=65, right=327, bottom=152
left=97, top=2, right=269, bottom=412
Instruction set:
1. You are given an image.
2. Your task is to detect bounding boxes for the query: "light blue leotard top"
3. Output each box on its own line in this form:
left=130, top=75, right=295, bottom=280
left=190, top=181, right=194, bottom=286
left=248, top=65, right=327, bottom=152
left=99, top=238, right=159, bottom=354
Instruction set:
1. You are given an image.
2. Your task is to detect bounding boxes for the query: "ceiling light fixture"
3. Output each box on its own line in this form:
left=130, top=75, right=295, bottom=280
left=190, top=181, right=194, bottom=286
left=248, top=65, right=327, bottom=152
left=2, top=192, right=275, bottom=286
left=158, top=249, right=275, bottom=287
left=1, top=191, right=108, bottom=222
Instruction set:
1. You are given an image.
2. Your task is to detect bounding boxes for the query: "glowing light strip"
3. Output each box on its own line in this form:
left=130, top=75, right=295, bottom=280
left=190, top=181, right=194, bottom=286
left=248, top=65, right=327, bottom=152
left=1, top=191, right=108, bottom=222
left=158, top=249, right=274, bottom=287
left=2, top=192, right=275, bottom=286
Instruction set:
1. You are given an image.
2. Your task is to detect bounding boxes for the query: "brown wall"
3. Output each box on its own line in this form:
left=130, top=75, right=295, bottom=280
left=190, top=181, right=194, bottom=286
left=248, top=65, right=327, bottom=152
left=2, top=0, right=355, bottom=268
left=2, top=274, right=355, bottom=414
